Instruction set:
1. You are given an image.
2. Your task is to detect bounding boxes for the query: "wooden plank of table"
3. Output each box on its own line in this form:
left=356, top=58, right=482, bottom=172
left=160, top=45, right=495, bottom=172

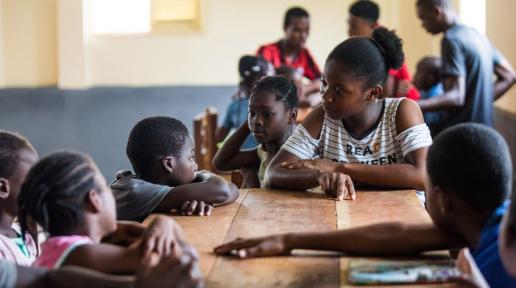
left=337, top=190, right=455, bottom=288
left=336, top=190, right=431, bottom=228
left=170, top=189, right=249, bottom=276
left=207, top=188, right=340, bottom=288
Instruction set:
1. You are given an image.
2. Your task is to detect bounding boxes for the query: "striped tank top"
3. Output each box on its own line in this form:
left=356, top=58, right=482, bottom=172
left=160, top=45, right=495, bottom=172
left=282, top=98, right=432, bottom=164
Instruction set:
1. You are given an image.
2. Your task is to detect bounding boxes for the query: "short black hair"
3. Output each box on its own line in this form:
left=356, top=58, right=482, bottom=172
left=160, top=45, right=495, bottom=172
left=349, top=1, right=380, bottom=23
left=238, top=55, right=270, bottom=95
left=427, top=123, right=512, bottom=211
left=0, top=131, right=35, bottom=179
left=126, top=116, right=190, bottom=176
left=249, top=76, right=299, bottom=110
left=416, top=0, right=452, bottom=10
left=18, top=151, right=97, bottom=241
left=275, top=65, right=297, bottom=79
left=327, top=27, right=404, bottom=89
left=283, top=7, right=309, bottom=30
left=418, top=56, right=442, bottom=84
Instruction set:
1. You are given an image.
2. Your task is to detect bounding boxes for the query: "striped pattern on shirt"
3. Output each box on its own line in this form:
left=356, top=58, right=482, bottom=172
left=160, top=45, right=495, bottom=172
left=281, top=98, right=432, bottom=165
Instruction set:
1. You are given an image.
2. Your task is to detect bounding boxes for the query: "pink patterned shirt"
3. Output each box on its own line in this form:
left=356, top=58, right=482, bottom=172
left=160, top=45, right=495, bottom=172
left=0, top=224, right=38, bottom=266
left=33, top=235, right=93, bottom=269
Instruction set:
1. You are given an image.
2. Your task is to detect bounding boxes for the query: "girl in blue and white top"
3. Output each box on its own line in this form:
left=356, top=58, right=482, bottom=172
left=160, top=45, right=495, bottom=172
left=265, top=27, right=432, bottom=200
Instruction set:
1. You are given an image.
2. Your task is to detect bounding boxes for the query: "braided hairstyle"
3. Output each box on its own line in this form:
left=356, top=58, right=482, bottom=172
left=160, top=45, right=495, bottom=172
left=0, top=130, right=35, bottom=179
left=327, top=27, right=404, bottom=90
left=249, top=75, right=299, bottom=110
left=18, top=151, right=98, bottom=244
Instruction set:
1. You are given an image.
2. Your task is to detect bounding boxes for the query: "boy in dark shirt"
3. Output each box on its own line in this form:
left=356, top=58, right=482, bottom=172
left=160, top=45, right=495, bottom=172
left=415, top=0, right=516, bottom=134
left=112, top=116, right=238, bottom=222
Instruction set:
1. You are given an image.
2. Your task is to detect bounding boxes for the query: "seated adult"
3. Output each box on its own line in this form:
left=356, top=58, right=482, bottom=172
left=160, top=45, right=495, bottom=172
left=257, top=7, right=322, bottom=107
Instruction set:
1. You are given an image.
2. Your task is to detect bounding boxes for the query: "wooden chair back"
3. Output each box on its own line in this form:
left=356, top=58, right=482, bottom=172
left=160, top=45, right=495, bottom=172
left=193, top=107, right=218, bottom=171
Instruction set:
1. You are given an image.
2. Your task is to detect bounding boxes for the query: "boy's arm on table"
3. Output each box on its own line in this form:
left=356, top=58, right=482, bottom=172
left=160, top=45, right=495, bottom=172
left=215, top=222, right=467, bottom=258
left=154, top=171, right=238, bottom=216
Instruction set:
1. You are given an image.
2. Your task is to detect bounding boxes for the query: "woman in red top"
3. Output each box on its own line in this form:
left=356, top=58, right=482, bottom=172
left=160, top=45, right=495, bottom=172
left=257, top=7, right=322, bottom=107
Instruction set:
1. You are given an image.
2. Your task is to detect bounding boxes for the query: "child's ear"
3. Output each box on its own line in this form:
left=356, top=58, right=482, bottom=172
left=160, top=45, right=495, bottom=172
left=0, top=178, right=10, bottom=200
left=289, top=108, right=298, bottom=123
left=367, top=85, right=383, bottom=100
left=435, top=186, right=454, bottom=214
left=86, top=189, right=102, bottom=213
left=162, top=156, right=176, bottom=173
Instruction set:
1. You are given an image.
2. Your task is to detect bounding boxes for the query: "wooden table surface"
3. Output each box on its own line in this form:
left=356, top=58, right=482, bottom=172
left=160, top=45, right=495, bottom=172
left=168, top=189, right=456, bottom=287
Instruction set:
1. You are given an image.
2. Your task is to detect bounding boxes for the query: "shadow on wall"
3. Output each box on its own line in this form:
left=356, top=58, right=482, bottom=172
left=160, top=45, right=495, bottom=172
left=0, top=86, right=234, bottom=178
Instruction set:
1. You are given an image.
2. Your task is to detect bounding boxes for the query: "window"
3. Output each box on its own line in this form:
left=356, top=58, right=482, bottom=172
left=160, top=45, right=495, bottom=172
left=88, top=0, right=151, bottom=34
left=459, top=0, right=485, bottom=34
left=151, top=0, right=202, bottom=32
left=87, top=0, right=201, bottom=35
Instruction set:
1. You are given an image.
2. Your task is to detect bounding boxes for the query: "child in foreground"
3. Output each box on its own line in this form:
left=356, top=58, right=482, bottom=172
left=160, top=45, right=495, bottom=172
left=112, top=116, right=238, bottom=221
left=19, top=151, right=198, bottom=275
left=216, top=123, right=516, bottom=287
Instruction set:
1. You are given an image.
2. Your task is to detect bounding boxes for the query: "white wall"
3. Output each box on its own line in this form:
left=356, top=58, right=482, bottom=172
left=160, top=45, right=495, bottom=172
left=0, top=0, right=514, bottom=115
left=86, top=0, right=349, bottom=86
left=487, top=0, right=516, bottom=113
left=0, top=0, right=57, bottom=87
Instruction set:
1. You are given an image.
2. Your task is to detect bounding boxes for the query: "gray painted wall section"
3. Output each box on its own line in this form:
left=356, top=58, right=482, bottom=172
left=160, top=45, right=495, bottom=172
left=0, top=86, right=235, bottom=179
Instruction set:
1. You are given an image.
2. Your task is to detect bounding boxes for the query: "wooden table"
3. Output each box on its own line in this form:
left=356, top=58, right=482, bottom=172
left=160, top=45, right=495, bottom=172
left=169, top=189, right=455, bottom=287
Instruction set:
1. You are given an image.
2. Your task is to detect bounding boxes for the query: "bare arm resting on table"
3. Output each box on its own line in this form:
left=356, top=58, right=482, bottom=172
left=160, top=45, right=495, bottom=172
left=266, top=99, right=429, bottom=193
left=214, top=222, right=467, bottom=258
left=64, top=216, right=197, bottom=275
left=15, top=254, right=201, bottom=288
left=154, top=171, right=239, bottom=216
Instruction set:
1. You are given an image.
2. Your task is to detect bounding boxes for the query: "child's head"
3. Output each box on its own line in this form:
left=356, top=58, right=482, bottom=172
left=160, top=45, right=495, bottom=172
left=275, top=65, right=303, bottom=96
left=416, top=0, right=453, bottom=35
left=425, top=124, right=512, bottom=235
left=283, top=7, right=310, bottom=50
left=126, top=116, right=197, bottom=186
left=348, top=0, right=380, bottom=37
left=248, top=76, right=298, bottom=144
left=238, top=56, right=270, bottom=96
left=321, top=27, right=403, bottom=120
left=18, top=151, right=117, bottom=240
left=0, top=131, right=38, bottom=218
left=413, top=56, right=441, bottom=91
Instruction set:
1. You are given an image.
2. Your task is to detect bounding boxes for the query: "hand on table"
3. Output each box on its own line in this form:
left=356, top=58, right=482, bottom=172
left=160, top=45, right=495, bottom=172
left=179, top=200, right=213, bottom=216
left=141, top=216, right=198, bottom=263
left=214, top=235, right=290, bottom=258
left=136, top=253, right=203, bottom=288
left=318, top=172, right=356, bottom=201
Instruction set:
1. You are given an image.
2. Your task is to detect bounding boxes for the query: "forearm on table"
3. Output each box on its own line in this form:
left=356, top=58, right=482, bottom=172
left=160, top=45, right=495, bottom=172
left=46, top=267, right=134, bottom=288
left=283, top=223, right=466, bottom=256
left=336, top=163, right=426, bottom=190
left=264, top=165, right=320, bottom=190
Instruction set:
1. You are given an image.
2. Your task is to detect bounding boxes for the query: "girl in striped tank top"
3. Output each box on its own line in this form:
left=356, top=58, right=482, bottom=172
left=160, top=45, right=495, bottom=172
left=265, top=27, right=432, bottom=200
